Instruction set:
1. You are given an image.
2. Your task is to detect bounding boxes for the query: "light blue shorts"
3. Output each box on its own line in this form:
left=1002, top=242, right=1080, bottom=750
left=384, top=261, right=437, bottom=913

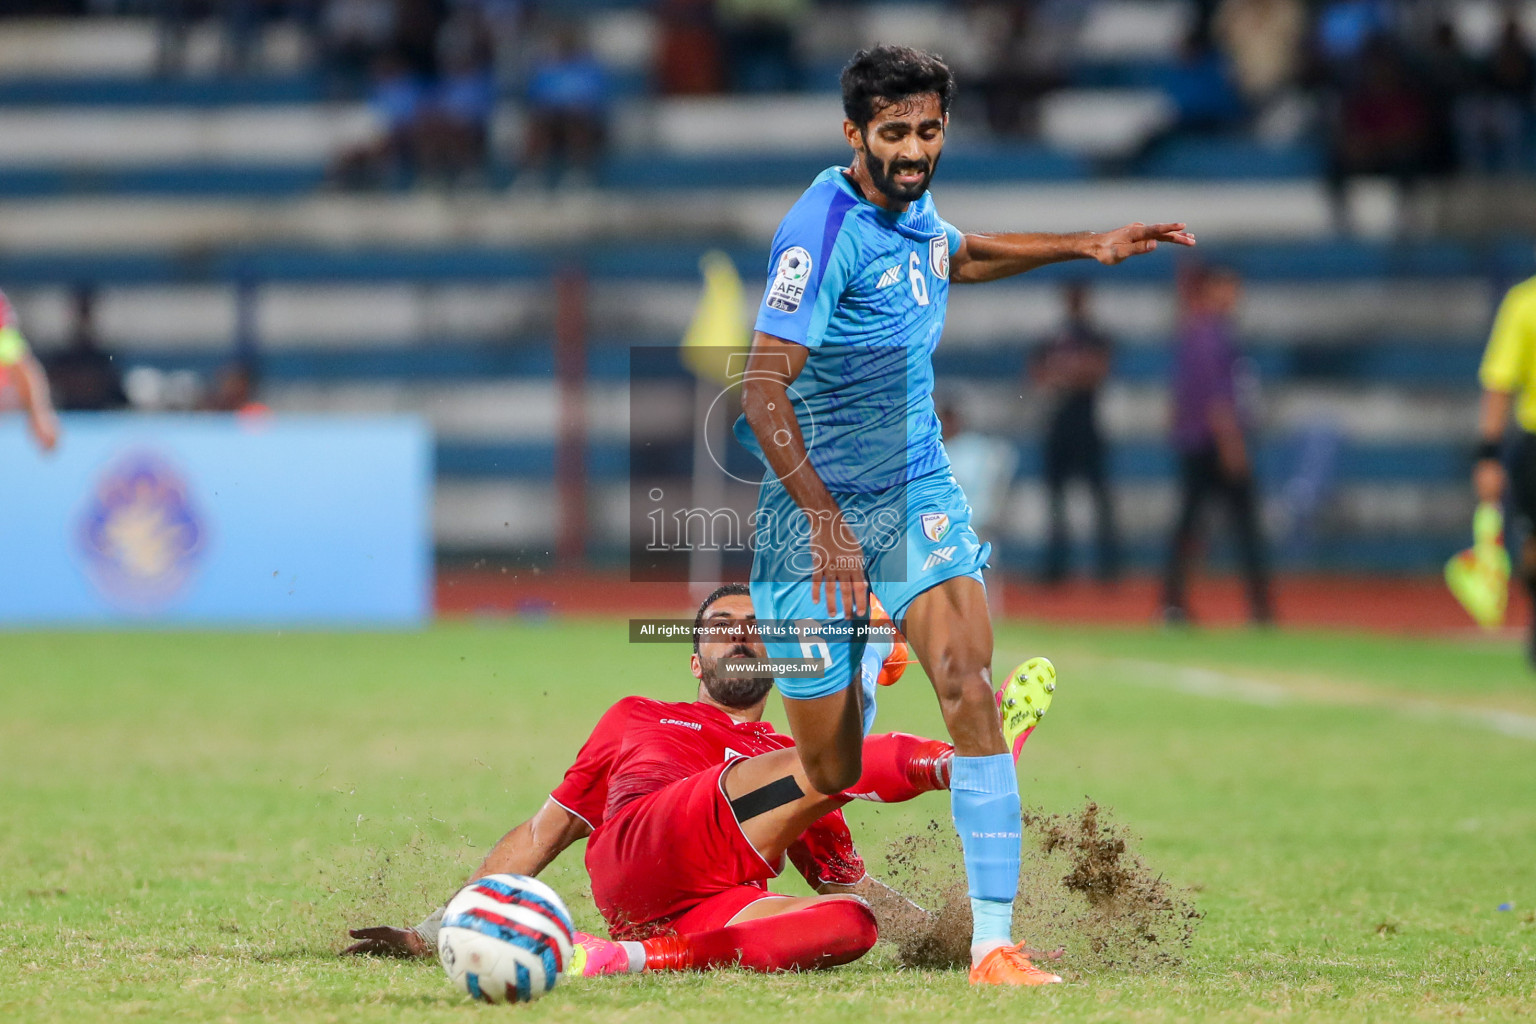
left=749, top=468, right=989, bottom=710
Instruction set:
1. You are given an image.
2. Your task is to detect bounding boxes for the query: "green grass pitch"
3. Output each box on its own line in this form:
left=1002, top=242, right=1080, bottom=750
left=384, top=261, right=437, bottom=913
left=3, top=619, right=1535, bottom=1022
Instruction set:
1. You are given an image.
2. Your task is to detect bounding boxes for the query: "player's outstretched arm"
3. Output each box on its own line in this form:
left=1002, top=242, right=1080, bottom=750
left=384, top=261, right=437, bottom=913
left=740, top=331, right=868, bottom=618
left=950, top=223, right=1196, bottom=284
left=341, top=800, right=589, bottom=957
left=467, top=798, right=591, bottom=881
left=13, top=351, right=59, bottom=452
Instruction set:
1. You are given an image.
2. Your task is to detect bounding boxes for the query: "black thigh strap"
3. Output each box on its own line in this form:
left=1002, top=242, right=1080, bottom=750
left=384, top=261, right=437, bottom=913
left=728, top=775, right=804, bottom=822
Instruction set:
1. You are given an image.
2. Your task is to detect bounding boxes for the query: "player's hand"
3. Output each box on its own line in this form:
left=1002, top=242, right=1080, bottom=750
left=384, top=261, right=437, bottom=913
left=1088, top=222, right=1196, bottom=265
left=30, top=416, right=58, bottom=453
left=1474, top=458, right=1506, bottom=504
left=810, top=510, right=868, bottom=618
left=341, top=926, right=430, bottom=958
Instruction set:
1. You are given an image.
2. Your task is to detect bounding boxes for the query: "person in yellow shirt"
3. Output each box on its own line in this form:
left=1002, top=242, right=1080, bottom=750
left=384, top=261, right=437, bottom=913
left=1475, top=274, right=1536, bottom=658
left=0, top=289, right=59, bottom=453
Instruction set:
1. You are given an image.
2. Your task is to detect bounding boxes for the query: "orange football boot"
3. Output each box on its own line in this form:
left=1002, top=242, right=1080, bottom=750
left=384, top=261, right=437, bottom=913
left=869, top=594, right=909, bottom=687
left=968, top=944, right=1064, bottom=986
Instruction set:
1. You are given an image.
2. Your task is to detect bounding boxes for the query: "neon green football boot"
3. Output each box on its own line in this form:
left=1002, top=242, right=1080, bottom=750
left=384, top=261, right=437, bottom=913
left=997, top=656, right=1056, bottom=762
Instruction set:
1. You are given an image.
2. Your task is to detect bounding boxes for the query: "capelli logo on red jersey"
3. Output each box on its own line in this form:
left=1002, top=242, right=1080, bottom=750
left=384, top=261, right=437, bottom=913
left=659, top=718, right=703, bottom=731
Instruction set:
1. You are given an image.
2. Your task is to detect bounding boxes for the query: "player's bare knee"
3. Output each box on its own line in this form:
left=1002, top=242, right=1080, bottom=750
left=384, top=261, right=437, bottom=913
left=801, top=749, right=861, bottom=795
left=928, top=647, right=992, bottom=710
left=936, top=677, right=993, bottom=721
left=933, top=675, right=1002, bottom=753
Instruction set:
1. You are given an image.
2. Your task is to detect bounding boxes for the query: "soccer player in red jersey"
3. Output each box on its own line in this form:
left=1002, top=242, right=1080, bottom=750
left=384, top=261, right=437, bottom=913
left=345, top=584, right=1056, bottom=978
left=0, top=289, right=60, bottom=452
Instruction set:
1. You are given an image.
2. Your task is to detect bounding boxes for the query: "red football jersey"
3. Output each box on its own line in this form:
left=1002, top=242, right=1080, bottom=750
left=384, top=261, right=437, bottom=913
left=550, top=696, right=865, bottom=887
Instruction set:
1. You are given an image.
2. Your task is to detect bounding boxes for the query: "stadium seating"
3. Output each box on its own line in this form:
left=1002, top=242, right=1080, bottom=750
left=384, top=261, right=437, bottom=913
left=1, top=3, right=1528, bottom=573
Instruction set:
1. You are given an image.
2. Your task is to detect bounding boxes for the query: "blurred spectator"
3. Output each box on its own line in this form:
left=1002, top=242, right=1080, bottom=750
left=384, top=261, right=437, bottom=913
left=44, top=287, right=128, bottom=412
left=1462, top=16, right=1536, bottom=174
left=1162, top=266, right=1272, bottom=626
left=414, top=15, right=497, bottom=183
left=960, top=0, right=1076, bottom=138
left=463, top=0, right=531, bottom=88
left=320, top=0, right=397, bottom=91
left=1325, top=36, right=1438, bottom=233
left=655, top=0, right=726, bottom=96
left=331, top=49, right=426, bottom=187
left=1030, top=283, right=1118, bottom=584
left=1157, top=28, right=1246, bottom=135
left=1212, top=0, right=1305, bottom=112
left=521, top=26, right=610, bottom=188
left=716, top=0, right=807, bottom=93
left=393, top=0, right=449, bottom=77
left=1419, top=19, right=1472, bottom=179
left=203, top=360, right=269, bottom=416
left=1315, top=0, right=1395, bottom=69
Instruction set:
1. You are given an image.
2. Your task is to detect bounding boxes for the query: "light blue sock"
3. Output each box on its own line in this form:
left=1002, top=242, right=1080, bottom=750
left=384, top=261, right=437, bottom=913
left=950, top=753, right=1020, bottom=952
left=855, top=640, right=888, bottom=735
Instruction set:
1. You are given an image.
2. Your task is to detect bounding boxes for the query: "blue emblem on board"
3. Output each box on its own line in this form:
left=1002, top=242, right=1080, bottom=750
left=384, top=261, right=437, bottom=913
left=77, top=453, right=206, bottom=608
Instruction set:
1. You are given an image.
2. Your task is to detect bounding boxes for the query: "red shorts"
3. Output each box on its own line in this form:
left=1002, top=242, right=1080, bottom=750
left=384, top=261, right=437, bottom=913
left=585, top=760, right=780, bottom=940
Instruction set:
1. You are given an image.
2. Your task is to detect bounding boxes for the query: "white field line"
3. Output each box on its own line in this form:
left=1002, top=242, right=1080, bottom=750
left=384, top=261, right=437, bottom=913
left=1070, top=656, right=1536, bottom=744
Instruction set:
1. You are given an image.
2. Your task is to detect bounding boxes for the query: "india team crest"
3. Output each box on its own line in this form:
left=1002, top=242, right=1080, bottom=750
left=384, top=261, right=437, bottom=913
left=920, top=512, right=950, bottom=543
left=929, top=235, right=949, bottom=280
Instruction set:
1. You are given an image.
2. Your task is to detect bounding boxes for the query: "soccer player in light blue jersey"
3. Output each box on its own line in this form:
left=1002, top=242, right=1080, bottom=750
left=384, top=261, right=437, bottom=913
left=735, top=45, right=1195, bottom=986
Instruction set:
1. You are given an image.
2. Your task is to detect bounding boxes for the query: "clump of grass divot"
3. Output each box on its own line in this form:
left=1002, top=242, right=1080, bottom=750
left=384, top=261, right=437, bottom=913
left=877, top=800, right=1202, bottom=974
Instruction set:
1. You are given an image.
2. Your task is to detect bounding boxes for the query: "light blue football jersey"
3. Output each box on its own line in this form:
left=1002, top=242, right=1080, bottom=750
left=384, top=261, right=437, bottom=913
left=734, top=166, right=962, bottom=493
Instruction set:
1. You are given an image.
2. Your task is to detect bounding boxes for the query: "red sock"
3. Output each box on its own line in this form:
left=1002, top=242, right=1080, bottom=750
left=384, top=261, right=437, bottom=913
left=640, top=899, right=878, bottom=972
left=840, top=732, right=953, bottom=803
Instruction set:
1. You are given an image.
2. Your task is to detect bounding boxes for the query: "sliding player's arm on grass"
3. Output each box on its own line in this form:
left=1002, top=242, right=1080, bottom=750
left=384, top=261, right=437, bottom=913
left=740, top=333, right=868, bottom=619
left=948, top=222, right=1195, bottom=283
left=817, top=874, right=933, bottom=941
left=341, top=702, right=625, bottom=958
left=787, top=809, right=936, bottom=943
left=340, top=800, right=590, bottom=958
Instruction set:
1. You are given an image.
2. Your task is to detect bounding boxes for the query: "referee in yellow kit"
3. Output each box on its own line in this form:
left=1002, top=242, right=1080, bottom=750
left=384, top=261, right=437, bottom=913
left=1476, top=273, right=1536, bottom=662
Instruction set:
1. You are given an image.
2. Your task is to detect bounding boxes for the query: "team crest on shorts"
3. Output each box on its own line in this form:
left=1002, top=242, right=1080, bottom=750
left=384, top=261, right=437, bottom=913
left=920, top=512, right=951, bottom=543
left=767, top=246, right=813, bottom=312
left=929, top=235, right=949, bottom=279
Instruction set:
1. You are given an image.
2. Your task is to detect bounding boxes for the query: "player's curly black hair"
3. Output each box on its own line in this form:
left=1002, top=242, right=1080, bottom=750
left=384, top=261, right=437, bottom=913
left=692, top=582, right=751, bottom=655
left=840, top=45, right=955, bottom=130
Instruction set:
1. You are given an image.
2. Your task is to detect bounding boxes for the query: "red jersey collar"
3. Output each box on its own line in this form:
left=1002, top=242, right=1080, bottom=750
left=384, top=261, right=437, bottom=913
left=689, top=700, right=777, bottom=733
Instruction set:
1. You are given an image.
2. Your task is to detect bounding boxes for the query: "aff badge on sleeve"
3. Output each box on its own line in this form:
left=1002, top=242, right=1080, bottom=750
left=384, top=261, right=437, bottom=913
left=929, top=235, right=949, bottom=280
left=767, top=246, right=813, bottom=312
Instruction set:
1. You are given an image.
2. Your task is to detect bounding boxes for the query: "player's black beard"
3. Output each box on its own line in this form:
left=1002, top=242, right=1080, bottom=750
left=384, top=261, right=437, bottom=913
left=863, top=147, right=939, bottom=203
left=700, top=645, right=773, bottom=709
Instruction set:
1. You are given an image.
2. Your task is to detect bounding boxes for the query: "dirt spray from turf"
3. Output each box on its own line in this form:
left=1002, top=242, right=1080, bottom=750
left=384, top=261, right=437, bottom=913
left=878, top=800, right=1202, bottom=975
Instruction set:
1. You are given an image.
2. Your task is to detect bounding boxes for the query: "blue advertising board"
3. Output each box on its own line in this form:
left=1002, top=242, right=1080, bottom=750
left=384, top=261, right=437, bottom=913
left=0, top=414, right=431, bottom=626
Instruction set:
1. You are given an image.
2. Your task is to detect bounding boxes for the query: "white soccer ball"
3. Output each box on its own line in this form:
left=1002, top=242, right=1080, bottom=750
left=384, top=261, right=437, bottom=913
left=438, top=874, right=575, bottom=1004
